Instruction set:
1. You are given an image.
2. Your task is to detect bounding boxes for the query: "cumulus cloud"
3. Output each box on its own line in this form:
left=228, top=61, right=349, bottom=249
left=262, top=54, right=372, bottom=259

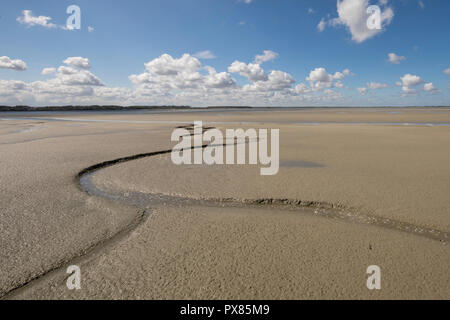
left=244, top=70, right=295, bottom=92
left=204, top=67, right=237, bottom=89
left=228, top=51, right=279, bottom=82
left=317, top=19, right=326, bottom=32
left=128, top=53, right=336, bottom=106
left=31, top=60, right=103, bottom=104
left=0, top=80, right=28, bottom=96
left=358, top=81, right=389, bottom=94
left=307, top=68, right=333, bottom=83
left=0, top=56, right=27, bottom=71
left=292, top=83, right=311, bottom=95
left=398, top=74, right=425, bottom=95
left=424, top=82, right=439, bottom=94
left=254, top=50, right=279, bottom=64
left=0, top=80, right=32, bottom=104
left=129, top=53, right=236, bottom=103
left=357, top=87, right=368, bottom=95
left=144, top=54, right=201, bottom=76
left=63, top=57, right=91, bottom=70
left=324, top=0, right=394, bottom=43
left=229, top=61, right=268, bottom=82
left=193, top=50, right=216, bottom=60
left=306, top=67, right=352, bottom=90
left=0, top=53, right=352, bottom=106
left=0, top=57, right=104, bottom=104
left=56, top=70, right=103, bottom=86
left=388, top=53, right=406, bottom=64
left=41, top=68, right=56, bottom=75
left=367, top=82, right=389, bottom=89
left=17, top=10, right=57, bottom=29
left=400, top=74, right=423, bottom=87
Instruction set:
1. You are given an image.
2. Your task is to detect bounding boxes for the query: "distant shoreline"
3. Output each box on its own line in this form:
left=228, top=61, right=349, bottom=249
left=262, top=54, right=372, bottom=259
left=0, top=105, right=192, bottom=112
left=0, top=105, right=449, bottom=112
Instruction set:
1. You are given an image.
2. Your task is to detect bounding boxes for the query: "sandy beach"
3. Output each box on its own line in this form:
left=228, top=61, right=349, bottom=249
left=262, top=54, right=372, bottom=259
left=1, top=108, right=449, bottom=300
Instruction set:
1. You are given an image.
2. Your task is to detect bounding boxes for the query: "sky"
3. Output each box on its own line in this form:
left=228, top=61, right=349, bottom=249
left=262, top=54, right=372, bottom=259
left=0, top=0, right=449, bottom=107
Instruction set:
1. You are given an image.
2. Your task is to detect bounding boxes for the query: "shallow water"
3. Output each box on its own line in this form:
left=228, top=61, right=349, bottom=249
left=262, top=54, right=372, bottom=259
left=2, top=116, right=450, bottom=127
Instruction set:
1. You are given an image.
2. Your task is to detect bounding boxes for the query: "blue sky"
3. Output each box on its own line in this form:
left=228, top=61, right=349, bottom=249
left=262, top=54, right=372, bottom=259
left=0, top=0, right=449, bottom=107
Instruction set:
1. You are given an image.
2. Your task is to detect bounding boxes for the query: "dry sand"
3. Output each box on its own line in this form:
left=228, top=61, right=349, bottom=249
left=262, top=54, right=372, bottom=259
left=0, top=108, right=449, bottom=299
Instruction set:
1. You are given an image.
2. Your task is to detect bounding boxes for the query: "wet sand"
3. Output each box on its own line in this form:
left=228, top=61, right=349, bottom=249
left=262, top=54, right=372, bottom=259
left=1, top=108, right=449, bottom=299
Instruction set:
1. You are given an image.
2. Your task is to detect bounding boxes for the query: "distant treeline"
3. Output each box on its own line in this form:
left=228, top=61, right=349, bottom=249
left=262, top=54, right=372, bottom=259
left=0, top=105, right=192, bottom=112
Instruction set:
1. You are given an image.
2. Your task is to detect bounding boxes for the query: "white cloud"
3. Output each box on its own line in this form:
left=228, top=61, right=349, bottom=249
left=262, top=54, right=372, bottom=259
left=145, top=53, right=201, bottom=76
left=244, top=70, right=295, bottom=92
left=129, top=54, right=236, bottom=103
left=399, top=74, right=425, bottom=95
left=63, top=57, right=91, bottom=70
left=342, top=69, right=353, bottom=76
left=292, top=83, right=311, bottom=95
left=401, top=86, right=418, bottom=95
left=0, top=80, right=28, bottom=94
left=418, top=1, right=425, bottom=9
left=332, top=71, right=346, bottom=80
left=58, top=66, right=78, bottom=75
left=388, top=53, right=406, bottom=64
left=204, top=67, right=237, bottom=89
left=367, top=82, right=389, bottom=89
left=0, top=80, right=32, bottom=104
left=444, top=68, right=450, bottom=75
left=32, top=81, right=94, bottom=98
left=358, top=81, right=389, bottom=94
left=317, top=19, right=326, bottom=32
left=88, top=26, right=95, bottom=33
left=0, top=56, right=27, bottom=71
left=400, top=74, right=423, bottom=87
left=229, top=61, right=268, bottom=82
left=424, top=82, right=439, bottom=94
left=127, top=53, right=333, bottom=106
left=0, top=53, right=370, bottom=107
left=56, top=70, right=103, bottom=86
left=358, top=87, right=368, bottom=95
left=0, top=72, right=104, bottom=105
left=4, top=57, right=104, bottom=104
left=41, top=68, right=56, bottom=75
left=254, top=50, right=279, bottom=64
left=17, top=10, right=57, bottom=29
left=306, top=67, right=352, bottom=90
left=308, top=8, right=315, bottom=14
left=326, top=0, right=394, bottom=43
left=193, top=50, right=216, bottom=60
left=307, top=68, right=333, bottom=83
